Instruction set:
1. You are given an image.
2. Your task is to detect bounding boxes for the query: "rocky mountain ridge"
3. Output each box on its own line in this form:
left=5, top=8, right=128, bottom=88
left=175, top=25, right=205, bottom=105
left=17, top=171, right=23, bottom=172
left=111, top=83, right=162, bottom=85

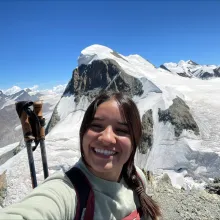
left=160, top=60, right=220, bottom=79
left=46, top=44, right=218, bottom=190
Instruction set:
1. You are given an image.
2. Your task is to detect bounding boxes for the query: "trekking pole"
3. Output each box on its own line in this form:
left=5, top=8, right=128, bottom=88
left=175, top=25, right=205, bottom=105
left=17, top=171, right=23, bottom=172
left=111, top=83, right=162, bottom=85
left=33, top=101, right=49, bottom=179
left=15, top=101, right=38, bottom=188
left=15, top=101, right=49, bottom=188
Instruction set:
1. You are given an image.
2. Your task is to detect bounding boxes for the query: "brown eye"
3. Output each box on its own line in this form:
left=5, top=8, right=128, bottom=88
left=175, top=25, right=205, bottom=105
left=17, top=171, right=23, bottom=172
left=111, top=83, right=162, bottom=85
left=90, top=123, right=103, bottom=132
left=115, top=129, right=129, bottom=136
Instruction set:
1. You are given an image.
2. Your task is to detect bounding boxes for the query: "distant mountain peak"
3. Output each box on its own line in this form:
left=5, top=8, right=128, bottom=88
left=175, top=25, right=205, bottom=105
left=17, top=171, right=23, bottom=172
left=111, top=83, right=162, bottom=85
left=78, top=44, right=156, bottom=73
left=161, top=60, right=218, bottom=79
left=25, top=88, right=32, bottom=93
left=3, top=86, right=22, bottom=96
left=186, top=60, right=198, bottom=65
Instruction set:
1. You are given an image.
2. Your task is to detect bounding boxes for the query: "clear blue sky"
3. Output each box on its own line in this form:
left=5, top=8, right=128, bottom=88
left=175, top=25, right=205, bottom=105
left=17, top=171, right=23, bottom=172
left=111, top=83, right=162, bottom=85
left=0, top=0, right=219, bottom=90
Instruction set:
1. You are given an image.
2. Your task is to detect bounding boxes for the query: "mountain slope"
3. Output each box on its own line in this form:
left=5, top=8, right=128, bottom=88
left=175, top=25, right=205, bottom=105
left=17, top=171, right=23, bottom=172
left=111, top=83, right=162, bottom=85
left=0, top=44, right=220, bottom=207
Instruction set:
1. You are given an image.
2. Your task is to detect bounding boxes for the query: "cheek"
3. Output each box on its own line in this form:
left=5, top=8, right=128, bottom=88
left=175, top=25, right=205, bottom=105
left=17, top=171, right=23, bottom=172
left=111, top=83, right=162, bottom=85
left=82, top=130, right=95, bottom=151
left=120, top=137, right=133, bottom=153
left=82, top=132, right=89, bottom=153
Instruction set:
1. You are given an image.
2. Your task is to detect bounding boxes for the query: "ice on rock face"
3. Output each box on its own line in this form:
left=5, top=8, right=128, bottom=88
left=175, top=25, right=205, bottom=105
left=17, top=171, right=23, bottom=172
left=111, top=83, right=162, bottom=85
left=78, top=44, right=113, bottom=66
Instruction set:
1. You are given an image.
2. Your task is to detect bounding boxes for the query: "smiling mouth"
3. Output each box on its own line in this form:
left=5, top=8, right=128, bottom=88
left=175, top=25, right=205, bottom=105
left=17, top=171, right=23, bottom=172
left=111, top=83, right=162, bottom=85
left=92, top=147, right=117, bottom=156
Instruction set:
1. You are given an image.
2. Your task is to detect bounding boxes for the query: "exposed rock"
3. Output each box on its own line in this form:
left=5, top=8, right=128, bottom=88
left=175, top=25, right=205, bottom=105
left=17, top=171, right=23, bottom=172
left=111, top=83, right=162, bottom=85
left=158, top=97, right=200, bottom=137
left=63, top=58, right=144, bottom=104
left=0, top=145, right=20, bottom=166
left=205, top=182, right=220, bottom=195
left=12, top=141, right=25, bottom=156
left=176, top=72, right=192, bottom=78
left=0, top=171, right=7, bottom=207
left=214, top=177, right=220, bottom=183
left=200, top=72, right=215, bottom=79
left=161, top=60, right=219, bottom=79
left=25, top=88, right=32, bottom=93
left=185, top=151, right=220, bottom=179
left=139, top=109, right=153, bottom=153
left=45, top=104, right=60, bottom=135
left=0, top=90, right=6, bottom=99
left=205, top=177, right=220, bottom=195
left=214, top=67, right=220, bottom=77
left=160, top=65, right=192, bottom=78
left=187, top=60, right=199, bottom=66
left=159, top=64, right=172, bottom=72
left=0, top=104, right=22, bottom=148
left=145, top=174, right=220, bottom=220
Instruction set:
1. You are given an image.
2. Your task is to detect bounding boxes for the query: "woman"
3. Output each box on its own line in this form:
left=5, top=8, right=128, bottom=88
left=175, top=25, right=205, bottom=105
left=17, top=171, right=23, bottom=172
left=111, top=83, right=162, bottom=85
left=0, top=92, right=161, bottom=220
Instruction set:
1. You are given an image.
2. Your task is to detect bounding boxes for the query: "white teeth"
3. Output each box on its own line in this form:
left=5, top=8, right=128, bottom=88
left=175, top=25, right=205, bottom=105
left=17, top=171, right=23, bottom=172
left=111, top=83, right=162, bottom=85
left=94, top=148, right=116, bottom=156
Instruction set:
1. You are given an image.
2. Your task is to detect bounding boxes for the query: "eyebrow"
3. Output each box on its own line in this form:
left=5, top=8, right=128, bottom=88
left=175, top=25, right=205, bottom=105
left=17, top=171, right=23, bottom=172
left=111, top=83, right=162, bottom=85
left=93, top=117, right=128, bottom=127
left=118, top=122, right=128, bottom=127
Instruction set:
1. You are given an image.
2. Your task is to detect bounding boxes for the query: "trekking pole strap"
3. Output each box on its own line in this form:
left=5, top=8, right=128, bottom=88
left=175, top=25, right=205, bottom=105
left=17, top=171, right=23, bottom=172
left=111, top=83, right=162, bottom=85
left=15, top=101, right=45, bottom=151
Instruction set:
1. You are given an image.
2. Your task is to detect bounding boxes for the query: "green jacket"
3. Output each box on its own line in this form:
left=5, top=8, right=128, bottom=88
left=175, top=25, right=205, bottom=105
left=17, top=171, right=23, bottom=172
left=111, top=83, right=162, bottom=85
left=0, top=158, right=151, bottom=220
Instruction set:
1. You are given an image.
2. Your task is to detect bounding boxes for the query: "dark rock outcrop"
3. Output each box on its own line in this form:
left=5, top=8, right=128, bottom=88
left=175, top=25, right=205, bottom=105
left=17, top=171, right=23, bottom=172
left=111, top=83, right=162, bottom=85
left=160, top=65, right=172, bottom=72
left=45, top=104, right=60, bottom=134
left=176, top=72, right=192, bottom=78
left=0, top=92, right=7, bottom=109
left=187, top=60, right=198, bottom=65
left=200, top=72, right=215, bottom=79
left=160, top=65, right=192, bottom=78
left=206, top=177, right=220, bottom=195
left=0, top=91, right=6, bottom=99
left=158, top=97, right=200, bottom=137
left=214, top=67, right=220, bottom=77
left=0, top=105, right=22, bottom=148
left=63, top=59, right=144, bottom=104
left=48, top=58, right=144, bottom=134
left=160, top=60, right=219, bottom=79
left=139, top=109, right=153, bottom=154
left=0, top=171, right=7, bottom=207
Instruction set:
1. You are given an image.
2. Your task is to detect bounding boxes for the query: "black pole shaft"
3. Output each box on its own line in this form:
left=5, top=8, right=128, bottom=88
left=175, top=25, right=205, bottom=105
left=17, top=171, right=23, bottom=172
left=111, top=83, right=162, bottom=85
left=40, top=139, right=49, bottom=179
left=26, top=141, right=38, bottom=188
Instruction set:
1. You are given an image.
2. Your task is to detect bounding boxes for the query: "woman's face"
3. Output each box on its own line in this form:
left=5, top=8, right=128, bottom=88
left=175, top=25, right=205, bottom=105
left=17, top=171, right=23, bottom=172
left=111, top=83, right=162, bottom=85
left=82, top=99, right=133, bottom=181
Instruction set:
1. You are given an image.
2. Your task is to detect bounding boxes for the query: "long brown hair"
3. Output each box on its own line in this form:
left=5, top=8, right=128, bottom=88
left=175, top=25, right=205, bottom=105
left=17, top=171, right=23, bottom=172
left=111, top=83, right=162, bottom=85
left=79, top=92, right=161, bottom=219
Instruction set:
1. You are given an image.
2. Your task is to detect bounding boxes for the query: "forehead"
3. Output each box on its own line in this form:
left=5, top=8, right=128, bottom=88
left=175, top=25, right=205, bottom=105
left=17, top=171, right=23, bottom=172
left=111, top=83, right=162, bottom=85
left=94, top=99, right=124, bottom=121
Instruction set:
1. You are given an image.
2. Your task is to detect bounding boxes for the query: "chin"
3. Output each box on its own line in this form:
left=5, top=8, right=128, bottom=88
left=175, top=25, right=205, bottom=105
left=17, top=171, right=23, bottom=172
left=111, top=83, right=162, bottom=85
left=89, top=161, right=118, bottom=176
left=93, top=162, right=114, bottom=172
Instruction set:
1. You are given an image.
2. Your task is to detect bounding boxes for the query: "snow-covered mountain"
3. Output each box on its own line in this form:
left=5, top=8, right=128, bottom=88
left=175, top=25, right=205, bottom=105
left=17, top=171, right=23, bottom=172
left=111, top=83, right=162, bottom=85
left=3, top=86, right=22, bottom=96
left=0, top=88, right=38, bottom=110
left=0, top=44, right=220, bottom=207
left=160, top=60, right=220, bottom=79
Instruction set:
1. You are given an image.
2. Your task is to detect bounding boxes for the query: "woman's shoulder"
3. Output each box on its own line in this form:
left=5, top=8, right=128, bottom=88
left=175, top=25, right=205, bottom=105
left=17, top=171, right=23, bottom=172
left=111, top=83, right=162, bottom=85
left=38, top=168, right=79, bottom=196
left=43, top=170, right=72, bottom=185
left=0, top=170, right=78, bottom=220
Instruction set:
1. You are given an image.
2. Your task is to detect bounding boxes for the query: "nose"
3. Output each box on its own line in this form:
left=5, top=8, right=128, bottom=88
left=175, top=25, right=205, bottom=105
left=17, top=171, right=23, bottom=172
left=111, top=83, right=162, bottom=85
left=98, top=126, right=116, bottom=145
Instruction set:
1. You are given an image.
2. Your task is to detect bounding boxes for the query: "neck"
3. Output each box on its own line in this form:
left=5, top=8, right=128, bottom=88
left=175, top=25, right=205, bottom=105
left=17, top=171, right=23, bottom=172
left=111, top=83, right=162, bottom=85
left=87, top=166, right=122, bottom=182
